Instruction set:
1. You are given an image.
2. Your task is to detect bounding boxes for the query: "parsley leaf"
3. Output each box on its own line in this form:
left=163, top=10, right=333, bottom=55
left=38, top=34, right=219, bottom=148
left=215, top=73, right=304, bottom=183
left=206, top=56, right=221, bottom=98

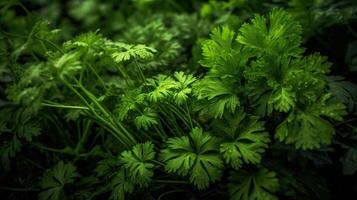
left=160, top=127, right=223, bottom=189
left=111, top=43, right=156, bottom=63
left=237, top=8, right=303, bottom=57
left=213, top=110, right=270, bottom=169
left=146, top=74, right=179, bottom=102
left=39, top=161, right=79, bottom=200
left=120, top=141, right=156, bottom=187
left=110, top=169, right=135, bottom=200
left=172, top=71, right=196, bottom=105
left=228, top=168, right=279, bottom=200
left=194, top=78, right=240, bottom=118
left=134, top=107, right=158, bottom=130
left=275, top=94, right=346, bottom=150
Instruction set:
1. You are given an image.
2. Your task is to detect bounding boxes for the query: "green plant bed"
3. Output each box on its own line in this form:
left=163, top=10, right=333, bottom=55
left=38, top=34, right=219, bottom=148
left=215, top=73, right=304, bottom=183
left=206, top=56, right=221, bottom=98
left=1, top=0, right=356, bottom=199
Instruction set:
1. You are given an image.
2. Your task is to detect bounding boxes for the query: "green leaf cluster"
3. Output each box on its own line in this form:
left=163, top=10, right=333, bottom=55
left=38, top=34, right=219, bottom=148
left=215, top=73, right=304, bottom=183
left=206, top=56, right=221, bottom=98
left=1, top=1, right=356, bottom=200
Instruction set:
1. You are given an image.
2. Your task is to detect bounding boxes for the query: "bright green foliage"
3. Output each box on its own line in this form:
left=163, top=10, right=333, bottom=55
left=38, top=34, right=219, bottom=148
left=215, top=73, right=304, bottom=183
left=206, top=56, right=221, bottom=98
left=160, top=127, right=223, bottom=189
left=1, top=1, right=355, bottom=199
left=276, top=93, right=346, bottom=150
left=194, top=26, right=247, bottom=118
left=228, top=168, right=280, bottom=200
left=65, top=31, right=104, bottom=49
left=244, top=38, right=331, bottom=116
left=201, top=26, right=236, bottom=69
left=114, top=88, right=144, bottom=121
left=268, top=87, right=296, bottom=112
left=111, top=43, right=157, bottom=63
left=134, top=107, right=158, bottom=130
left=194, top=78, right=240, bottom=118
left=172, top=72, right=196, bottom=105
left=146, top=75, right=179, bottom=102
left=6, top=63, right=52, bottom=111
left=39, top=161, right=79, bottom=200
left=52, top=52, right=82, bottom=79
left=213, top=110, right=270, bottom=169
left=120, top=142, right=156, bottom=187
left=276, top=110, right=334, bottom=150
left=145, top=72, right=196, bottom=105
left=241, top=34, right=332, bottom=116
left=196, top=8, right=346, bottom=149
left=200, top=26, right=249, bottom=78
left=237, top=8, right=303, bottom=56
left=313, top=93, right=347, bottom=121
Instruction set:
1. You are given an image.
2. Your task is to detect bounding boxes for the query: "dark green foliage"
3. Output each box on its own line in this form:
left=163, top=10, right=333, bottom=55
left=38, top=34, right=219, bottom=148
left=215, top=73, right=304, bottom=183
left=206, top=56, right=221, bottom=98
left=228, top=168, right=280, bottom=200
left=39, top=161, right=79, bottom=200
left=0, top=0, right=356, bottom=200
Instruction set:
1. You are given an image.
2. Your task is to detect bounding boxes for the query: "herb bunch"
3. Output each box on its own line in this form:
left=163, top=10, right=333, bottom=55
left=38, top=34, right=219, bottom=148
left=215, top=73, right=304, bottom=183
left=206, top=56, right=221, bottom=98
left=1, top=0, right=357, bottom=200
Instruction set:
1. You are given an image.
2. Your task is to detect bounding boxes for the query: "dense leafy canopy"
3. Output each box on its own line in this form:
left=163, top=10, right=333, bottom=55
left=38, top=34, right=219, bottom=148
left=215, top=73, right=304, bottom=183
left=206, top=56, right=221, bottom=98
left=0, top=0, right=356, bottom=200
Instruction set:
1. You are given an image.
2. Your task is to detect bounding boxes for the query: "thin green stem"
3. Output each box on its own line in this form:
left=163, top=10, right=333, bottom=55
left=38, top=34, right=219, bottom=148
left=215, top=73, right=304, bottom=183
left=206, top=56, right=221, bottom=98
left=185, top=102, right=193, bottom=129
left=24, top=158, right=45, bottom=170
left=75, top=80, right=111, bottom=118
left=41, top=101, right=89, bottom=110
left=85, top=62, right=106, bottom=89
left=157, top=189, right=187, bottom=200
left=136, top=108, right=166, bottom=139
left=160, top=113, right=181, bottom=137
left=152, top=180, right=188, bottom=184
left=153, top=125, right=166, bottom=140
left=102, top=125, right=130, bottom=147
left=38, top=40, right=49, bottom=53
left=165, top=103, right=191, bottom=130
left=32, top=143, right=92, bottom=157
left=138, top=129, right=156, bottom=142
left=2, top=1, right=31, bottom=16
left=176, top=103, right=201, bottom=128
left=75, top=120, right=92, bottom=153
left=157, top=106, right=182, bottom=136
left=34, top=36, right=64, bottom=54
left=61, top=78, right=133, bottom=147
left=1, top=30, right=63, bottom=54
left=115, top=64, right=132, bottom=88
left=134, top=58, right=147, bottom=88
left=73, top=79, right=137, bottom=147
left=62, top=78, right=92, bottom=109
left=32, top=143, right=72, bottom=155
left=158, top=119, right=169, bottom=137
left=63, top=79, right=113, bottom=129
left=0, top=186, right=39, bottom=192
left=152, top=160, right=165, bottom=167
left=0, top=30, right=26, bottom=38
